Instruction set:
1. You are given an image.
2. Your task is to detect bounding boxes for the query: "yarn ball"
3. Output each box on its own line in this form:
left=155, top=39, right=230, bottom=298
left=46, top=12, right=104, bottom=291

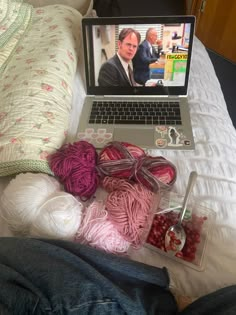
left=98, top=141, right=177, bottom=192
left=135, top=156, right=177, bottom=189
left=30, top=191, right=83, bottom=240
left=49, top=141, right=99, bottom=200
left=99, top=141, right=145, bottom=178
left=102, top=176, right=156, bottom=247
left=0, top=173, right=83, bottom=240
left=0, top=173, right=60, bottom=235
left=75, top=200, right=130, bottom=254
left=100, top=141, right=145, bottom=160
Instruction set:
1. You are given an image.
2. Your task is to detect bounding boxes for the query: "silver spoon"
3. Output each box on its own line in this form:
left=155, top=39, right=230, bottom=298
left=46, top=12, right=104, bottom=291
left=165, top=171, right=198, bottom=254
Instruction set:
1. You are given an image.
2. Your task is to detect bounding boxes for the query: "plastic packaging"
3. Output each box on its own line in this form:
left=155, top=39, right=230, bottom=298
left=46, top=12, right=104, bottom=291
left=144, top=192, right=216, bottom=271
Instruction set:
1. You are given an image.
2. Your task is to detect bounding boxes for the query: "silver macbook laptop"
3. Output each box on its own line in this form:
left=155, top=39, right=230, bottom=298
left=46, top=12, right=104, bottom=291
left=77, top=15, right=195, bottom=150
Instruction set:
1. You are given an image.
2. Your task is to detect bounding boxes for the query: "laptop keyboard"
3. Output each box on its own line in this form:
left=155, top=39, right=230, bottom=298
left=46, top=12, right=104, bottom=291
left=89, top=101, right=182, bottom=125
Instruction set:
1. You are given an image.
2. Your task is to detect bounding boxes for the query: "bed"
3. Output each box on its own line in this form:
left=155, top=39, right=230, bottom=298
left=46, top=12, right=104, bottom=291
left=1, top=0, right=236, bottom=302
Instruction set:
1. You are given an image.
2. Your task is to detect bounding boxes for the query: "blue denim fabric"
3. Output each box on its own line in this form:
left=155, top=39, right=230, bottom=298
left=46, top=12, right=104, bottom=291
left=0, top=238, right=235, bottom=315
left=0, top=238, right=176, bottom=315
left=181, top=285, right=236, bottom=315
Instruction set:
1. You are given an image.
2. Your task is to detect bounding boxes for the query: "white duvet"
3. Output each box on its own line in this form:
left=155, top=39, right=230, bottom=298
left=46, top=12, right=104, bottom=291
left=130, top=38, right=236, bottom=298
left=1, top=36, right=236, bottom=299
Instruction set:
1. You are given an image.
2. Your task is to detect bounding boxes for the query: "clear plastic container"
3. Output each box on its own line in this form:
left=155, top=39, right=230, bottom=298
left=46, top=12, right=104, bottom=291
left=144, top=191, right=216, bottom=271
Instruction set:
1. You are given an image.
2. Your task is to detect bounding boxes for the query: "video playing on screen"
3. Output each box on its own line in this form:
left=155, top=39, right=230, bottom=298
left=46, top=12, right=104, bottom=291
left=90, top=23, right=191, bottom=88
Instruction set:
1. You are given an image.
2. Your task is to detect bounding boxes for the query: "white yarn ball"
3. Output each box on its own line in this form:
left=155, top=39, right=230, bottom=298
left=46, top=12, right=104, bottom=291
left=29, top=191, right=83, bottom=240
left=0, top=173, right=60, bottom=235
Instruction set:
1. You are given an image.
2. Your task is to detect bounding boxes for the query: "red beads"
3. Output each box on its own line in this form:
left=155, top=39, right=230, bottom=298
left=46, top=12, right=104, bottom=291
left=165, top=230, right=182, bottom=252
left=147, top=211, right=207, bottom=262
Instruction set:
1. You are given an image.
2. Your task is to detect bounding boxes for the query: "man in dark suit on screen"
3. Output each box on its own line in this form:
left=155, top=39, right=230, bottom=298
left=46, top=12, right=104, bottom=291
left=133, top=28, right=162, bottom=85
left=98, top=28, right=141, bottom=87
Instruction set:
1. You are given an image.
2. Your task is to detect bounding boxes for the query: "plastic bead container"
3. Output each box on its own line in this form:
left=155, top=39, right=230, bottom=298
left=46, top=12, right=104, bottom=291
left=144, top=192, right=216, bottom=271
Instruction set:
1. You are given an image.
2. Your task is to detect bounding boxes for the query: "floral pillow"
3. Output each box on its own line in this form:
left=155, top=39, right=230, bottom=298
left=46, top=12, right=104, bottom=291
left=24, top=0, right=93, bottom=15
left=0, top=0, right=32, bottom=74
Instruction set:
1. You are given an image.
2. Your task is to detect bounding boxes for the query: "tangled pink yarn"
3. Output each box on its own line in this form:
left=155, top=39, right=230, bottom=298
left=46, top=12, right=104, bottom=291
left=74, top=200, right=130, bottom=254
left=102, top=176, right=156, bottom=247
left=49, top=141, right=99, bottom=200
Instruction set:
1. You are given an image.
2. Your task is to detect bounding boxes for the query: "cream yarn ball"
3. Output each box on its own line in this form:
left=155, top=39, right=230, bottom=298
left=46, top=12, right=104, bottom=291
left=29, top=191, right=83, bottom=240
left=1, top=173, right=60, bottom=235
left=0, top=173, right=83, bottom=239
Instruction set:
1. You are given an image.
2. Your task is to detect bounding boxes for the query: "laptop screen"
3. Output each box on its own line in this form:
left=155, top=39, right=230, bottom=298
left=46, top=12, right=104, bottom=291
left=82, top=16, right=195, bottom=96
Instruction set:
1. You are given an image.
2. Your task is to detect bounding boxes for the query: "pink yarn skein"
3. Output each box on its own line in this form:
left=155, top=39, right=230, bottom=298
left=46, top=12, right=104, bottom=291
left=102, top=176, right=155, bottom=247
left=49, top=141, right=99, bottom=200
left=75, top=200, right=130, bottom=254
left=98, top=141, right=177, bottom=192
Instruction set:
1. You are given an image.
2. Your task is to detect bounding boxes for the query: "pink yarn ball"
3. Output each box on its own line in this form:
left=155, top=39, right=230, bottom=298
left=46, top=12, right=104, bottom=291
left=100, top=141, right=145, bottom=160
left=75, top=200, right=130, bottom=254
left=49, top=141, right=99, bottom=200
left=99, top=141, right=145, bottom=178
left=135, top=156, right=177, bottom=189
left=98, top=141, right=177, bottom=192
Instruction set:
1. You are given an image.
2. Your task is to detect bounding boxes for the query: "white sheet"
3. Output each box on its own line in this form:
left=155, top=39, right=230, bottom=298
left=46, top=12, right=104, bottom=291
left=68, top=36, right=236, bottom=298
left=130, top=38, right=236, bottom=298
left=1, top=36, right=236, bottom=299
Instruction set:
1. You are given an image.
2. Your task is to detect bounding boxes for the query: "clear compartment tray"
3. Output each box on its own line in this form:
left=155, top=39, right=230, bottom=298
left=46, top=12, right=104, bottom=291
left=144, top=192, right=216, bottom=271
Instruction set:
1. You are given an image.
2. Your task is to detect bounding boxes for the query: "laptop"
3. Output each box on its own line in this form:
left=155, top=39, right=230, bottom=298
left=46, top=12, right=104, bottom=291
left=77, top=16, right=195, bottom=150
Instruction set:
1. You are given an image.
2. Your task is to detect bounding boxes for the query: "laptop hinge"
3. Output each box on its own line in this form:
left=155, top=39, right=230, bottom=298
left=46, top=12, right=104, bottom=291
left=99, top=95, right=184, bottom=98
left=91, top=95, right=187, bottom=99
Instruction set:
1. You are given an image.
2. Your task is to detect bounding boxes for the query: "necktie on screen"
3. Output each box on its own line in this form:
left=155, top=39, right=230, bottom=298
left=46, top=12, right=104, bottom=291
left=128, top=65, right=136, bottom=86
left=150, top=46, right=153, bottom=56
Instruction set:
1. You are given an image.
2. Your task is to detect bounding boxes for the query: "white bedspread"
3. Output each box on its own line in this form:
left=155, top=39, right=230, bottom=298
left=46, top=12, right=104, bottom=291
left=130, top=38, right=236, bottom=298
left=1, top=36, right=236, bottom=299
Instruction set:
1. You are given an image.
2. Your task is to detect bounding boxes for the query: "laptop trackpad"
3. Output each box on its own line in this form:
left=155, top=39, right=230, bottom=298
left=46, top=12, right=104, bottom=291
left=114, top=128, right=154, bottom=146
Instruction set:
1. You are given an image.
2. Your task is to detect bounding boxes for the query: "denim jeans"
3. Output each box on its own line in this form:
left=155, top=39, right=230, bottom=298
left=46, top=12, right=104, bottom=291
left=0, top=237, right=235, bottom=315
left=0, top=238, right=176, bottom=315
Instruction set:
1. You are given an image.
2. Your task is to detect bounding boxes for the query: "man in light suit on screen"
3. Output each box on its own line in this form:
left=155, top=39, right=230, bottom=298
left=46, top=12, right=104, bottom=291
left=133, top=27, right=162, bottom=85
